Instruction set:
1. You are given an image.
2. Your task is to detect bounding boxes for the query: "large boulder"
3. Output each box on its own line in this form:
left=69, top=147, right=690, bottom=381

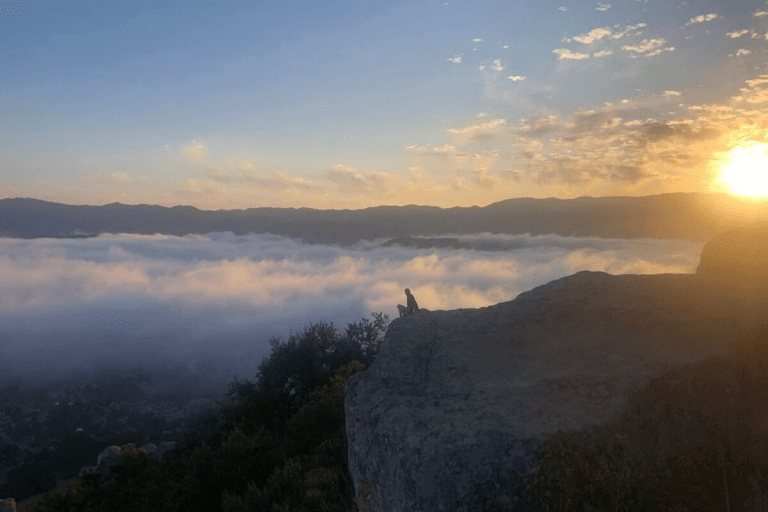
left=345, top=270, right=767, bottom=512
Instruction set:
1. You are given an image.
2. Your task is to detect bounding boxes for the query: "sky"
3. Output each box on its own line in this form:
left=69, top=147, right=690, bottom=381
left=3, top=0, right=768, bottom=209
left=0, top=232, right=702, bottom=389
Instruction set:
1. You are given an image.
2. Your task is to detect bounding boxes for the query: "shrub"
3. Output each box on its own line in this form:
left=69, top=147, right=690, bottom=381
left=19, top=314, right=385, bottom=512
left=221, top=360, right=366, bottom=512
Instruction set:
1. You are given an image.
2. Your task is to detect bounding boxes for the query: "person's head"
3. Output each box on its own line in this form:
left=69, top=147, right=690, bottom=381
left=404, top=288, right=410, bottom=295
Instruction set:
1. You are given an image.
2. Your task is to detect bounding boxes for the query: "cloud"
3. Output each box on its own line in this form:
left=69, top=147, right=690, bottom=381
left=609, top=23, right=647, bottom=40
left=447, top=55, right=462, bottom=63
left=490, top=58, right=504, bottom=71
left=324, top=167, right=398, bottom=198
left=754, top=10, right=768, bottom=17
left=204, top=168, right=320, bottom=191
left=507, top=75, right=526, bottom=81
left=727, top=29, right=751, bottom=38
left=472, top=38, right=485, bottom=42
left=405, top=144, right=457, bottom=154
left=447, top=118, right=506, bottom=138
left=686, top=13, right=719, bottom=26
left=401, top=72, right=768, bottom=198
left=181, top=140, right=207, bottom=164
left=473, top=169, right=500, bottom=190
left=573, top=27, right=612, bottom=44
left=621, top=38, right=675, bottom=57
left=558, top=6, right=568, bottom=11
left=553, top=48, right=591, bottom=60
left=593, top=50, right=613, bottom=58
left=733, top=49, right=752, bottom=57
left=596, top=3, right=611, bottom=11
left=518, top=115, right=562, bottom=136
left=732, top=75, right=768, bottom=103
left=434, top=144, right=457, bottom=153
left=0, top=232, right=703, bottom=388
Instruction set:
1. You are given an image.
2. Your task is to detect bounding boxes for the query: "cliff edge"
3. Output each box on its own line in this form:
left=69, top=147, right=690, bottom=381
left=345, top=249, right=768, bottom=511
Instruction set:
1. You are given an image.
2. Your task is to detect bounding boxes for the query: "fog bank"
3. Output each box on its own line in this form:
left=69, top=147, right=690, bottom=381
left=0, top=232, right=703, bottom=391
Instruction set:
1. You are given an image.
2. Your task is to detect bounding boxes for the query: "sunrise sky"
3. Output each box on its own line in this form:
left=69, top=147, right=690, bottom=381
left=3, top=0, right=768, bottom=209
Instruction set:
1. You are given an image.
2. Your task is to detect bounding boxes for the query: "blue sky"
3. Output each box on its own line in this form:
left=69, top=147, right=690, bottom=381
left=3, top=0, right=768, bottom=208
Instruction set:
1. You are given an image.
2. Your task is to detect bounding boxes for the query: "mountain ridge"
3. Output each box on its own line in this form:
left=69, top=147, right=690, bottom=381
left=0, top=192, right=761, bottom=244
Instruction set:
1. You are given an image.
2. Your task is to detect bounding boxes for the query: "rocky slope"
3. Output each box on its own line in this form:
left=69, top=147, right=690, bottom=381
left=345, top=264, right=768, bottom=511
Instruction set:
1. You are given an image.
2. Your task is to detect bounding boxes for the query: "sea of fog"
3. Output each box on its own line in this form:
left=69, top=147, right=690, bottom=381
left=0, top=232, right=703, bottom=393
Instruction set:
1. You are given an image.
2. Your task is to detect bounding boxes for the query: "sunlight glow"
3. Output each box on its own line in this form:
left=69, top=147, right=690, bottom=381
left=718, top=142, right=768, bottom=197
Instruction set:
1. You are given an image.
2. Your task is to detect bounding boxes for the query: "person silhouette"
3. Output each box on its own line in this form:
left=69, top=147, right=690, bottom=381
left=405, top=288, right=419, bottom=315
left=397, top=288, right=420, bottom=317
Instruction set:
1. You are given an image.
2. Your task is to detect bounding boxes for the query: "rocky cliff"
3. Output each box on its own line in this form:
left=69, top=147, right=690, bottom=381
left=696, top=226, right=768, bottom=287
left=345, top=264, right=768, bottom=511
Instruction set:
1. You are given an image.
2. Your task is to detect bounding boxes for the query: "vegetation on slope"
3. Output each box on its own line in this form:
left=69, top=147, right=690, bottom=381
left=519, top=323, right=768, bottom=512
left=18, top=313, right=389, bottom=512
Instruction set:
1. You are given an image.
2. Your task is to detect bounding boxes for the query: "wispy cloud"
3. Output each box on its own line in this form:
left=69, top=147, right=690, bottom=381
left=596, top=3, right=611, bottom=11
left=181, top=140, right=208, bottom=164
left=609, top=23, right=647, bottom=40
left=553, top=48, right=591, bottom=60
left=507, top=75, right=526, bottom=81
left=447, top=54, right=462, bottom=63
left=205, top=168, right=320, bottom=191
left=754, top=10, right=768, bottom=17
left=621, top=38, right=675, bottom=57
left=405, top=144, right=457, bottom=154
left=686, top=13, right=719, bottom=26
left=573, top=27, right=612, bottom=44
left=447, top=118, right=506, bottom=137
left=727, top=29, right=751, bottom=38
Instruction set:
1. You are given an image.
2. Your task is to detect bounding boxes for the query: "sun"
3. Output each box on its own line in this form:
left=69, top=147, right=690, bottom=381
left=718, top=142, right=768, bottom=198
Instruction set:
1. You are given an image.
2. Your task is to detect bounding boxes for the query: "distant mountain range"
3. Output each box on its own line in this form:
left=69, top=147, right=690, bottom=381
left=0, top=193, right=762, bottom=244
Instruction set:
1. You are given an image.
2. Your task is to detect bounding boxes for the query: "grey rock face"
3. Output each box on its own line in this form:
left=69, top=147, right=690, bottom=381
left=345, top=270, right=765, bottom=512
left=0, top=498, right=16, bottom=512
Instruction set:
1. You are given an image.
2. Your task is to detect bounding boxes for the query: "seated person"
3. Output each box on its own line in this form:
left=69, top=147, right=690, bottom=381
left=397, top=288, right=419, bottom=317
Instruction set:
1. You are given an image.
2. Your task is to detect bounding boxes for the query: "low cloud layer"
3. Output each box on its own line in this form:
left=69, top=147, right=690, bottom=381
left=0, top=232, right=703, bottom=390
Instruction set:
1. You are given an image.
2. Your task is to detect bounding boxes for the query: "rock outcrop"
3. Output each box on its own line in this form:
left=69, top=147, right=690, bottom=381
left=0, top=498, right=16, bottom=512
left=697, top=226, right=768, bottom=287
left=345, top=270, right=768, bottom=512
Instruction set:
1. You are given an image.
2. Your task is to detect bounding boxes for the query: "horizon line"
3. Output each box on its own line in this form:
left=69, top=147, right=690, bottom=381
left=0, top=191, right=736, bottom=213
